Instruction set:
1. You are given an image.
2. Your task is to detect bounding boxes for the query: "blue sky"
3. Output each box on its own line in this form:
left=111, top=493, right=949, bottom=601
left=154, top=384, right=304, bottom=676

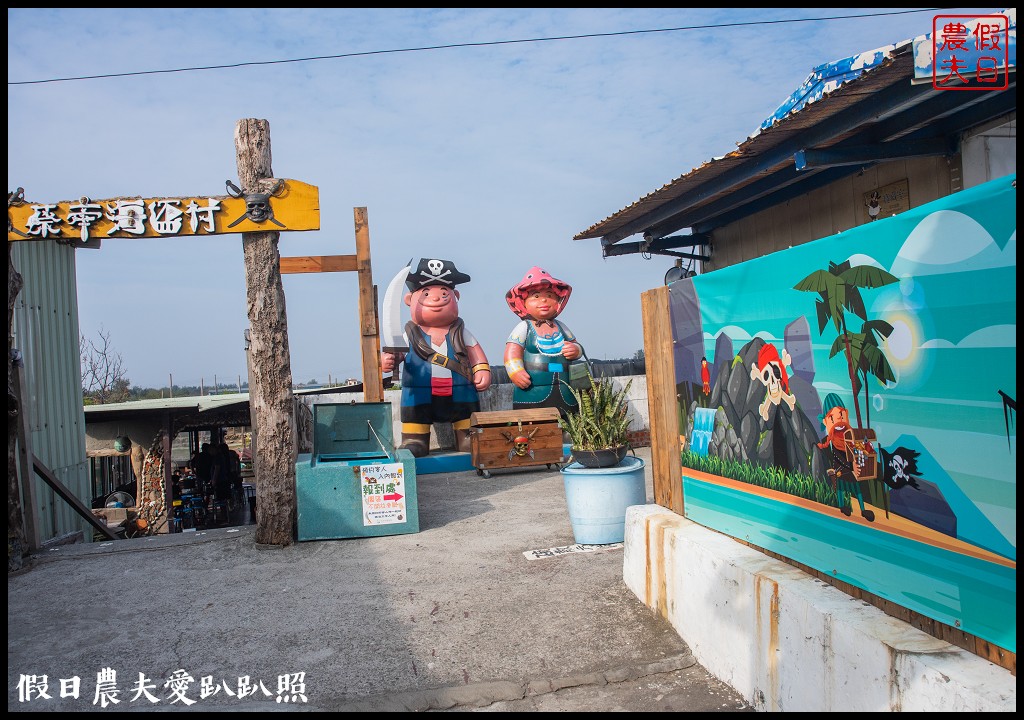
left=7, top=8, right=1002, bottom=389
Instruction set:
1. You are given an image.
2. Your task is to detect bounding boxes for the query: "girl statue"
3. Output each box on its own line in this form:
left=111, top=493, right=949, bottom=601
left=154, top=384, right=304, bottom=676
left=503, top=266, right=588, bottom=419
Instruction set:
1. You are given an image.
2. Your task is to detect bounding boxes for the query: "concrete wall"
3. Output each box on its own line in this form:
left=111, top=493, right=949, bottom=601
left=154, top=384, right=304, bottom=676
left=622, top=505, right=1016, bottom=712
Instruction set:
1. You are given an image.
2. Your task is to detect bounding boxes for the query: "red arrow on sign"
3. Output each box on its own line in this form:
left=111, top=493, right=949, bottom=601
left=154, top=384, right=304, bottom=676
left=384, top=492, right=404, bottom=502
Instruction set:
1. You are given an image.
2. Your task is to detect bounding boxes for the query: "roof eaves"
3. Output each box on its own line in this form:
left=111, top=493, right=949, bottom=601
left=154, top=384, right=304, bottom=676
left=572, top=151, right=745, bottom=241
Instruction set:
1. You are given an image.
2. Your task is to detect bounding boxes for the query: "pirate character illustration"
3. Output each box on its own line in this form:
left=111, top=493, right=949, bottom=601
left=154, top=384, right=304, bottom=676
left=750, top=343, right=797, bottom=421
left=381, top=258, right=491, bottom=457
left=816, top=393, right=875, bottom=522
left=701, top=356, right=711, bottom=396
left=503, top=267, right=587, bottom=420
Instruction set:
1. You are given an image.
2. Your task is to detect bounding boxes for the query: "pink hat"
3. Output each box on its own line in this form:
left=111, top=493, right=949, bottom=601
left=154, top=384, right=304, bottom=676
left=505, top=267, right=572, bottom=319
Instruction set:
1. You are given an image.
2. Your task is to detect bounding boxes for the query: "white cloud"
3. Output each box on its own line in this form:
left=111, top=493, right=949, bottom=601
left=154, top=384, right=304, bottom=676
left=891, top=210, right=1011, bottom=277
left=956, top=324, right=1017, bottom=348
left=712, top=325, right=751, bottom=341
left=846, top=253, right=886, bottom=270
left=919, top=324, right=1016, bottom=349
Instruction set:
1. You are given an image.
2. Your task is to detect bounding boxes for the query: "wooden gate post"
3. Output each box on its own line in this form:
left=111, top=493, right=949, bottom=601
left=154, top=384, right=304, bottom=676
left=235, top=119, right=297, bottom=546
left=353, top=208, right=384, bottom=402
left=641, top=286, right=684, bottom=516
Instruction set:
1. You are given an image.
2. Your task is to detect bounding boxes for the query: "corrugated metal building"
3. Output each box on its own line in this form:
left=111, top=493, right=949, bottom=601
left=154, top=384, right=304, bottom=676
left=12, top=239, right=91, bottom=544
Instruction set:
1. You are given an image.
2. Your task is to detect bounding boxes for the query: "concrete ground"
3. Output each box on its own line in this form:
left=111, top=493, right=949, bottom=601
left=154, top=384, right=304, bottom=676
left=8, top=447, right=750, bottom=712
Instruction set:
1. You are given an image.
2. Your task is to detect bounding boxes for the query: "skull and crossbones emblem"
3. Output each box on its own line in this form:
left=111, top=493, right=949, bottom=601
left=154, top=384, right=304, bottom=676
left=890, top=454, right=910, bottom=483
left=502, top=423, right=538, bottom=461
left=419, top=258, right=452, bottom=284
left=225, top=178, right=286, bottom=228
left=749, top=343, right=797, bottom=421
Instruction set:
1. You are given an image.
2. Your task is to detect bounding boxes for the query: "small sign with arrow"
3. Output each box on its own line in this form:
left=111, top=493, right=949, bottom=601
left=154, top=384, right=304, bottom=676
left=359, top=462, right=408, bottom=526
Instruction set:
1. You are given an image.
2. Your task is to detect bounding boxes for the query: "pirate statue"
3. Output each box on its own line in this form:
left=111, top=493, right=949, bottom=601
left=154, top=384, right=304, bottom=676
left=381, top=258, right=491, bottom=457
left=503, top=266, right=589, bottom=420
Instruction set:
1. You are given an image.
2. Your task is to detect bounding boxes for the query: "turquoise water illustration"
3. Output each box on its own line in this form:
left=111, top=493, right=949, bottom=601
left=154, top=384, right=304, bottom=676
left=690, top=407, right=717, bottom=456
left=683, top=475, right=1016, bottom=653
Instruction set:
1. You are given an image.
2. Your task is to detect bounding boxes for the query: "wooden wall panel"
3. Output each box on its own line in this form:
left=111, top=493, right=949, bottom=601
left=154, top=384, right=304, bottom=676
left=706, top=157, right=956, bottom=269
left=806, top=184, right=833, bottom=245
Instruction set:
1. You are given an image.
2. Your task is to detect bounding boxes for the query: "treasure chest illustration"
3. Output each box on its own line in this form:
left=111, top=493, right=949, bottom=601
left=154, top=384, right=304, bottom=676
left=843, top=427, right=878, bottom=481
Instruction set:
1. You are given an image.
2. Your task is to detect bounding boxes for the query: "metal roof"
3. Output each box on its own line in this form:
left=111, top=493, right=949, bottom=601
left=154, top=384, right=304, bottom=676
left=82, top=393, right=252, bottom=429
left=576, top=17, right=1017, bottom=258
left=83, top=392, right=251, bottom=416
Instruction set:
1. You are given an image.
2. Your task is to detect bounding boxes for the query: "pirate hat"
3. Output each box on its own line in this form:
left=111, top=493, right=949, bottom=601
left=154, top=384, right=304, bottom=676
left=505, top=266, right=572, bottom=319
left=405, top=258, right=472, bottom=291
left=818, top=392, right=846, bottom=430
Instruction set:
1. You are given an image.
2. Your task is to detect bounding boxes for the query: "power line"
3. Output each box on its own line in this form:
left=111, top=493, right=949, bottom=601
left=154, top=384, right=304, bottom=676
left=9, top=8, right=944, bottom=86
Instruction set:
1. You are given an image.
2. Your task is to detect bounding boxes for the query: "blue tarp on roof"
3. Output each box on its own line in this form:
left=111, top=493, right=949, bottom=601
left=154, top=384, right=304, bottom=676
left=759, top=42, right=901, bottom=131
left=760, top=8, right=1016, bottom=130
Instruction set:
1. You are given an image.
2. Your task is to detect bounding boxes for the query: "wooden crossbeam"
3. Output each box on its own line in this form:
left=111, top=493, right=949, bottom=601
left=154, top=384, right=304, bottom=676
left=279, top=207, right=384, bottom=402
left=280, top=255, right=358, bottom=274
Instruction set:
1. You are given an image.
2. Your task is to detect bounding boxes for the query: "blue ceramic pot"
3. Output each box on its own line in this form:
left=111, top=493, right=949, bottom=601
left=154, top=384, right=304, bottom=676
left=561, top=455, right=646, bottom=544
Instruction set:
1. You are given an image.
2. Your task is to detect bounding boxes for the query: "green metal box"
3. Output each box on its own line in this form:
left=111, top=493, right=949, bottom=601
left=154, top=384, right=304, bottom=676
left=296, top=402, right=418, bottom=541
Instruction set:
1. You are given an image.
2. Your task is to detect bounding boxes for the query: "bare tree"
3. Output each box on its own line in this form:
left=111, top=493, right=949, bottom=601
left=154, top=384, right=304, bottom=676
left=81, top=327, right=130, bottom=404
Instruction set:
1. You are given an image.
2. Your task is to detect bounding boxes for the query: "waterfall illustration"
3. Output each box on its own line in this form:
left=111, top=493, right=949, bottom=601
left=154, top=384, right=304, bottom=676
left=690, top=407, right=717, bottom=457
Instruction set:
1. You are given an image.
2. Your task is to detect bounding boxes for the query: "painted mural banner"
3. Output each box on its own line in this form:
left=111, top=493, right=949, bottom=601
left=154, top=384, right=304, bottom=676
left=668, top=173, right=1016, bottom=652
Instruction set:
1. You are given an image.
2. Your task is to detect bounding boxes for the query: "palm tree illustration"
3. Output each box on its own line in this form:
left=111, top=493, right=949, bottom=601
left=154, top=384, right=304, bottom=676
left=794, top=260, right=898, bottom=429
left=829, top=319, right=896, bottom=427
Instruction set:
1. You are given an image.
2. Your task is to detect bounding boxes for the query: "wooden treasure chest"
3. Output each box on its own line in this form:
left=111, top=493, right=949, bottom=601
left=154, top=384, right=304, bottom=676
left=843, top=427, right=878, bottom=481
left=469, top=408, right=566, bottom=477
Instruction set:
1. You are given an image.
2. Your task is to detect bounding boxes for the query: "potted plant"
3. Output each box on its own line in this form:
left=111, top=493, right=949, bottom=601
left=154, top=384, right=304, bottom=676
left=559, top=374, right=633, bottom=468
left=558, top=374, right=647, bottom=545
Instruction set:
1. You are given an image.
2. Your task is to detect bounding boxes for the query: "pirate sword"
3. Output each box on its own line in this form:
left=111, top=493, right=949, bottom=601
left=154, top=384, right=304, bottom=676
left=380, top=258, right=416, bottom=388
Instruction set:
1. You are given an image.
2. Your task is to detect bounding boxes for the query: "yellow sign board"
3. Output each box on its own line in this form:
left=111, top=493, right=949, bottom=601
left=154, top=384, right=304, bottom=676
left=8, top=179, right=319, bottom=242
